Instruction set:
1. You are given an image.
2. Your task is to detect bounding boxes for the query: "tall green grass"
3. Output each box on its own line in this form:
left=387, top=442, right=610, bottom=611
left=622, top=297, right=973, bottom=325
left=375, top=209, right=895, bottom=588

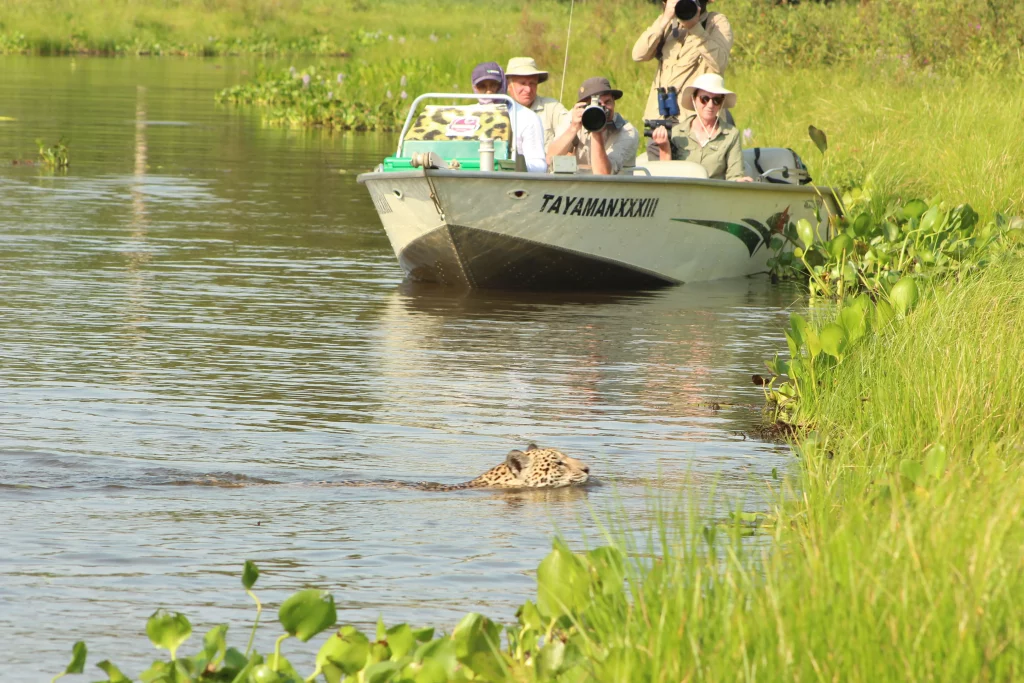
left=2, top=0, right=1023, bottom=70
left=565, top=256, right=1024, bottom=681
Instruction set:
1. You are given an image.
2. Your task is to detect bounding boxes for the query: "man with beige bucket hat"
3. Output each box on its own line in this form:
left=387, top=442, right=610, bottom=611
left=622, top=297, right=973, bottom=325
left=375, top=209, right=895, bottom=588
left=505, top=57, right=570, bottom=148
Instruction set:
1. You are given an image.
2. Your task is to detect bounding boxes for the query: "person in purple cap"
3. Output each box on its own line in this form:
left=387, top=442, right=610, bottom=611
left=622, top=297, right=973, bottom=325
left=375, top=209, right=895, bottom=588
left=470, top=61, right=547, bottom=173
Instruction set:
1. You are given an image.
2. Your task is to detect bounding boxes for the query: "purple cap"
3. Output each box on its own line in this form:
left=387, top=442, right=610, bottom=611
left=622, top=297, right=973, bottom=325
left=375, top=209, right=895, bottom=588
left=471, top=61, right=506, bottom=92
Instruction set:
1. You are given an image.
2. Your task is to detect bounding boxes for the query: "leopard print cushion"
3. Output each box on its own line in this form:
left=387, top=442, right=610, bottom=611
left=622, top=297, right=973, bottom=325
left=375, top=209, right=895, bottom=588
left=404, top=104, right=511, bottom=142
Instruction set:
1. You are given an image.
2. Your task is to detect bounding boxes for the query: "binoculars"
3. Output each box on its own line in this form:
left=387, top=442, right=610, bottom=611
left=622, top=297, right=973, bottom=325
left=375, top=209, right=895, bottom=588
left=657, top=87, right=681, bottom=118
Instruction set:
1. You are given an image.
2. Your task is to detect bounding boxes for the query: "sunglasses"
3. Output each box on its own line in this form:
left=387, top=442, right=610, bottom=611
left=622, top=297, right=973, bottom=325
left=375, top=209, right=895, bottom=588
left=698, top=94, right=725, bottom=106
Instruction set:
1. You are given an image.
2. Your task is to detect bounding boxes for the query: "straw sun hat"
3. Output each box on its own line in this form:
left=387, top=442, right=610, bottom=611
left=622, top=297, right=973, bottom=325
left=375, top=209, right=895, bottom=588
left=681, top=73, right=737, bottom=110
left=505, top=57, right=550, bottom=83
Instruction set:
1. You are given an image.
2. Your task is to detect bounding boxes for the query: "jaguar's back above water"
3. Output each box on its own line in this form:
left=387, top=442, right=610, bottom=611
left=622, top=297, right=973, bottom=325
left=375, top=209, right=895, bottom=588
left=328, top=444, right=591, bottom=491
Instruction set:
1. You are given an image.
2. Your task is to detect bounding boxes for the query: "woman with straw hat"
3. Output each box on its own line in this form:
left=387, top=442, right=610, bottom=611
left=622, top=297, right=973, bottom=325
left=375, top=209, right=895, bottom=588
left=649, top=73, right=751, bottom=182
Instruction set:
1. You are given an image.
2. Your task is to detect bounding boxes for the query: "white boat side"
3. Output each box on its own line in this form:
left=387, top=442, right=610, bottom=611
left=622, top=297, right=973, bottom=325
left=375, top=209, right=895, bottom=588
left=357, top=168, right=838, bottom=290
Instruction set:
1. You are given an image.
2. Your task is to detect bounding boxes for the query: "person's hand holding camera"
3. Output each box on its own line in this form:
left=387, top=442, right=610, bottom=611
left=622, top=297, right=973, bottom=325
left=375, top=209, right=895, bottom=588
left=569, top=101, right=587, bottom=133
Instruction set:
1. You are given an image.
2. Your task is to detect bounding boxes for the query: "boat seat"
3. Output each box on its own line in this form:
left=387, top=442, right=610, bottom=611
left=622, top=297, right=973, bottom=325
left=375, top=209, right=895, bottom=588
left=742, top=147, right=812, bottom=184
left=632, top=159, right=709, bottom=179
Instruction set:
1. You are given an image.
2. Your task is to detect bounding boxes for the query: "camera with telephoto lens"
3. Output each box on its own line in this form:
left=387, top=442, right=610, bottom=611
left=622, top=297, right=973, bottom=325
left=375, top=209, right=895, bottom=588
left=674, top=0, right=708, bottom=21
left=580, top=96, right=610, bottom=132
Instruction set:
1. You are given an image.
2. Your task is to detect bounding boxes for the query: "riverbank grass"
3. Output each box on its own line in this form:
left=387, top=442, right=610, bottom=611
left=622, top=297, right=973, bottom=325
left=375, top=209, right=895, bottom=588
left=567, top=256, right=1024, bottom=681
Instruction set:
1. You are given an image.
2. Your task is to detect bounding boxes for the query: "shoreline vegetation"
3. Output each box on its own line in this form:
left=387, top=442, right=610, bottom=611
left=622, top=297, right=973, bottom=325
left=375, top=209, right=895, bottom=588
left=3, top=0, right=1023, bottom=214
left=16, top=0, right=1024, bottom=680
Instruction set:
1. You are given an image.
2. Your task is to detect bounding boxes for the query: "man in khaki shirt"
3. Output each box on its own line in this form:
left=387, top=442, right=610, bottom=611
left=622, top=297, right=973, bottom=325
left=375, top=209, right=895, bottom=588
left=632, top=0, right=733, bottom=121
left=546, top=77, right=639, bottom=176
left=505, top=57, right=570, bottom=149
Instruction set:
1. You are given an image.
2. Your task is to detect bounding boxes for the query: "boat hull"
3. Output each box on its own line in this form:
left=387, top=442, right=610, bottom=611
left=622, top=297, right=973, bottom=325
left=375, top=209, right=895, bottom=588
left=358, top=169, right=835, bottom=290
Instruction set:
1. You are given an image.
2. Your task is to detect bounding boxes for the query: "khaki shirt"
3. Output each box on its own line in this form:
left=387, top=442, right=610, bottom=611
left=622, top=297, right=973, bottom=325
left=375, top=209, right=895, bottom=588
left=565, top=113, right=640, bottom=175
left=530, top=95, right=571, bottom=148
left=666, top=113, right=744, bottom=180
left=632, top=12, right=733, bottom=121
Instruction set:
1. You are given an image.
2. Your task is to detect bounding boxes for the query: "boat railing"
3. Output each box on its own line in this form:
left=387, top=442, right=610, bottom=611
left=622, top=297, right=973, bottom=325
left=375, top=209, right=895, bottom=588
left=395, top=93, right=519, bottom=164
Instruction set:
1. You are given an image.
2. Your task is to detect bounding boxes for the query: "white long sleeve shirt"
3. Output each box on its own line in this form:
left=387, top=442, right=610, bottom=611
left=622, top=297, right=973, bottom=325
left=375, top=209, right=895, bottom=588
left=509, top=101, right=548, bottom=173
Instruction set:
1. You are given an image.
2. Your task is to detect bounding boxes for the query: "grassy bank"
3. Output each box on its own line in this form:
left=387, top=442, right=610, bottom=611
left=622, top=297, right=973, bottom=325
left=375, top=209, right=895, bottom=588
left=570, top=254, right=1024, bottom=681
left=2, top=0, right=1022, bottom=69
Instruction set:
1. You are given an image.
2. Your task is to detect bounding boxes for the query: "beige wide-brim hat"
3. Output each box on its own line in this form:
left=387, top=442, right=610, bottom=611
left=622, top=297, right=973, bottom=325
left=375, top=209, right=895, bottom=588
left=505, top=57, right=549, bottom=84
left=681, top=73, right=737, bottom=110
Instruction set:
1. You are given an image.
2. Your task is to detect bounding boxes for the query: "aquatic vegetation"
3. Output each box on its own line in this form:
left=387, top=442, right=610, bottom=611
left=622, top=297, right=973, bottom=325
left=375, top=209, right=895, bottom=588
left=50, top=549, right=632, bottom=682
left=36, top=136, right=69, bottom=168
left=215, top=63, right=412, bottom=131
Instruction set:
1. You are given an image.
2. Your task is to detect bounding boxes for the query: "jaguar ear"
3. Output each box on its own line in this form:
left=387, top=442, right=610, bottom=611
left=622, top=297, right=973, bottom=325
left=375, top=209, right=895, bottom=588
left=506, top=449, right=529, bottom=474
left=526, top=443, right=539, bottom=451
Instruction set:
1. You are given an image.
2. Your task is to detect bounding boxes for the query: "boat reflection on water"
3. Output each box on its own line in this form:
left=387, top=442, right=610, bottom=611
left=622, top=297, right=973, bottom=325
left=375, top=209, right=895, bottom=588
left=367, top=275, right=795, bottom=490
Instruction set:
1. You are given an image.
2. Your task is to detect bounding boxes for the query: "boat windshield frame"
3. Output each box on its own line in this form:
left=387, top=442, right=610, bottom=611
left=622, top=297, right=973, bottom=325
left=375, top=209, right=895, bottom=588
left=395, top=93, right=520, bottom=163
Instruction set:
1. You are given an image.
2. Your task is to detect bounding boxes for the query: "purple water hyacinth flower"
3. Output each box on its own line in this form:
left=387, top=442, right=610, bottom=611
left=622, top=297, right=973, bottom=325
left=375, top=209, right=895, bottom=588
left=400, top=91, right=408, bottom=100
left=289, top=66, right=296, bottom=76
left=429, top=33, right=438, bottom=42
left=327, top=91, right=333, bottom=100
left=387, top=89, right=393, bottom=99
left=337, top=72, right=345, bottom=85
left=400, top=75, right=407, bottom=87
left=302, top=74, right=311, bottom=88
left=743, top=128, right=753, bottom=142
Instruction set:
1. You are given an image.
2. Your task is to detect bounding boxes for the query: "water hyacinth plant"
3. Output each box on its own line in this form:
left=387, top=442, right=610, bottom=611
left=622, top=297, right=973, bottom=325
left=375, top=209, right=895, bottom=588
left=36, top=136, right=70, bottom=168
left=50, top=547, right=639, bottom=682
left=215, top=62, right=434, bottom=131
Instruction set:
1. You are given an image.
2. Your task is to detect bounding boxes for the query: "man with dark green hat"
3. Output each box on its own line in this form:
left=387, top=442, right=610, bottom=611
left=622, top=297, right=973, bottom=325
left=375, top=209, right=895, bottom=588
left=545, top=76, right=639, bottom=176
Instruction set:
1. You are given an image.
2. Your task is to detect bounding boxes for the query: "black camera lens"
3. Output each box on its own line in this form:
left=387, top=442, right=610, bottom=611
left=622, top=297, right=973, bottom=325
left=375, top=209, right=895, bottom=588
left=581, top=104, right=608, bottom=132
left=674, top=0, right=700, bottom=21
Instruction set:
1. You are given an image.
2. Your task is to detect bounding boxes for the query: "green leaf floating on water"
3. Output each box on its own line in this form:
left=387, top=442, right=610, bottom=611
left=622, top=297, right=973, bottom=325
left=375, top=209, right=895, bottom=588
left=146, top=610, right=192, bottom=657
left=278, top=589, right=337, bottom=642
left=53, top=640, right=86, bottom=681
left=452, top=613, right=505, bottom=681
left=318, top=625, right=370, bottom=675
left=95, top=660, right=131, bottom=682
left=410, top=638, right=458, bottom=683
left=242, top=560, right=260, bottom=590
left=386, top=623, right=416, bottom=659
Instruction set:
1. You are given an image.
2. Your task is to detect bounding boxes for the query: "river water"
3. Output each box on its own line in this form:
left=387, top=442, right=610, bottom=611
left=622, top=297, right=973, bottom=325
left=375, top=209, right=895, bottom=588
left=0, top=57, right=799, bottom=678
